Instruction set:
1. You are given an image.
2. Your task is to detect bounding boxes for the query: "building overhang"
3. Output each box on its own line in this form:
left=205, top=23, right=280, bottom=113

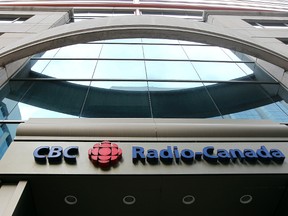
left=1, top=118, right=288, bottom=215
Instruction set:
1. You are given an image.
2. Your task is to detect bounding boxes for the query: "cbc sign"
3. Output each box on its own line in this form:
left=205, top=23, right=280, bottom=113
left=33, top=146, right=79, bottom=164
left=33, top=142, right=286, bottom=167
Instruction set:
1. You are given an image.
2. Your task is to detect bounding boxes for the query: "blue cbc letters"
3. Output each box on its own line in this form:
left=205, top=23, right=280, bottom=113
left=33, top=146, right=79, bottom=164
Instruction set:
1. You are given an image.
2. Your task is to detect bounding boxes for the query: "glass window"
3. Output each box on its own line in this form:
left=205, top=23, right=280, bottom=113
left=141, top=38, right=179, bottom=44
left=178, top=41, right=206, bottom=45
left=73, top=9, right=135, bottom=21
left=148, top=81, right=202, bottom=91
left=140, top=9, right=203, bottom=20
left=145, top=61, right=200, bottom=80
left=205, top=83, right=284, bottom=118
left=6, top=38, right=285, bottom=122
left=9, top=103, right=77, bottom=120
left=7, top=38, right=285, bottom=122
left=259, top=22, right=288, bottom=28
left=278, top=38, right=288, bottom=45
left=41, top=60, right=97, bottom=85
left=224, top=109, right=263, bottom=120
left=0, top=81, right=33, bottom=116
left=3, top=37, right=288, bottom=160
left=224, top=102, right=288, bottom=122
left=93, top=60, right=146, bottom=79
left=0, top=126, right=15, bottom=158
left=100, top=44, right=143, bottom=59
left=98, top=38, right=142, bottom=44
left=0, top=16, right=31, bottom=23
left=193, top=62, right=249, bottom=81
left=259, top=103, right=288, bottom=122
left=89, top=81, right=148, bottom=91
left=81, top=81, right=151, bottom=118
left=149, top=82, right=222, bottom=118
left=246, top=20, right=288, bottom=29
left=1, top=98, right=18, bottom=118
left=54, top=44, right=102, bottom=58
left=11, top=81, right=90, bottom=118
left=183, top=46, right=234, bottom=61
left=31, top=49, right=60, bottom=73
left=143, top=45, right=187, bottom=59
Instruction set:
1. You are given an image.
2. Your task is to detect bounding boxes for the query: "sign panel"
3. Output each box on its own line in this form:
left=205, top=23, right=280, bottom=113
left=1, top=141, right=288, bottom=175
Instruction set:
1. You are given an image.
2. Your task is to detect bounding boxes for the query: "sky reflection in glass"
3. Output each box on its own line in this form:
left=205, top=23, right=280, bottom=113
left=143, top=45, right=187, bottom=59
left=14, top=103, right=77, bottom=120
left=54, top=44, right=102, bottom=58
left=93, top=60, right=146, bottom=79
left=31, top=48, right=60, bottom=73
left=5, top=38, right=288, bottom=122
left=100, top=44, right=143, bottom=59
left=145, top=61, right=200, bottom=80
left=183, top=46, right=235, bottom=61
left=41, top=60, right=96, bottom=85
left=193, top=62, right=249, bottom=81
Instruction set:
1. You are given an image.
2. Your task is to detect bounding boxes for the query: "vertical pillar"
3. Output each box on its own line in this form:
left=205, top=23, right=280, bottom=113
left=0, top=181, right=32, bottom=216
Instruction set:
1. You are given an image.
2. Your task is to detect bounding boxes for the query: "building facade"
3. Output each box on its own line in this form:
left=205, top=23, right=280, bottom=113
left=0, top=2, right=288, bottom=215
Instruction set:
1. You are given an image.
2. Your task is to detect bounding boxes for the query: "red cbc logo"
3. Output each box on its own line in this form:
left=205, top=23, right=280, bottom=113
left=88, top=141, right=122, bottom=168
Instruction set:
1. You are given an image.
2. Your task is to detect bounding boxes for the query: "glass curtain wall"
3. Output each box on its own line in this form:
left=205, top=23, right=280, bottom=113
left=2, top=38, right=288, bottom=121
left=1, top=38, right=288, bottom=158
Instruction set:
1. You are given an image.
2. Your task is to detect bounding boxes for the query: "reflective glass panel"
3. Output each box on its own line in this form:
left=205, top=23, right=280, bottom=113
left=178, top=41, right=206, bottom=45
left=100, top=44, right=143, bottom=59
left=13, top=81, right=90, bottom=118
left=54, top=44, right=102, bottom=58
left=93, top=60, right=146, bottom=79
left=81, top=81, right=151, bottom=118
left=41, top=60, right=97, bottom=85
left=149, top=82, right=222, bottom=118
left=251, top=65, right=278, bottom=82
left=31, top=48, right=60, bottom=73
left=9, top=103, right=77, bottom=120
left=183, top=46, right=234, bottom=61
left=141, top=38, right=179, bottom=44
left=224, top=102, right=288, bottom=122
left=205, top=83, right=286, bottom=120
left=90, top=81, right=148, bottom=91
left=193, top=62, right=249, bottom=81
left=3, top=37, right=288, bottom=161
left=102, top=38, right=142, bottom=43
left=0, top=81, right=33, bottom=117
left=148, top=81, right=202, bottom=91
left=4, top=38, right=288, bottom=124
left=143, top=45, right=187, bottom=59
left=220, top=48, right=242, bottom=61
left=224, top=109, right=263, bottom=120
left=145, top=61, right=200, bottom=80
left=0, top=123, right=16, bottom=159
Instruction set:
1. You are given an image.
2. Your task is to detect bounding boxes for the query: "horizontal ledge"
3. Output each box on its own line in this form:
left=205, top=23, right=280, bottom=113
left=15, top=118, right=288, bottom=138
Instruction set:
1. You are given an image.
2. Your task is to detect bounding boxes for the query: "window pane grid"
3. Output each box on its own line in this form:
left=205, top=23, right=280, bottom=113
left=0, top=16, right=31, bottom=23
left=2, top=38, right=288, bottom=124
left=246, top=20, right=288, bottom=28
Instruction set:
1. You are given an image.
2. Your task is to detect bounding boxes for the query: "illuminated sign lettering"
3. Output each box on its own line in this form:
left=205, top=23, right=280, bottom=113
left=132, top=146, right=285, bottom=165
